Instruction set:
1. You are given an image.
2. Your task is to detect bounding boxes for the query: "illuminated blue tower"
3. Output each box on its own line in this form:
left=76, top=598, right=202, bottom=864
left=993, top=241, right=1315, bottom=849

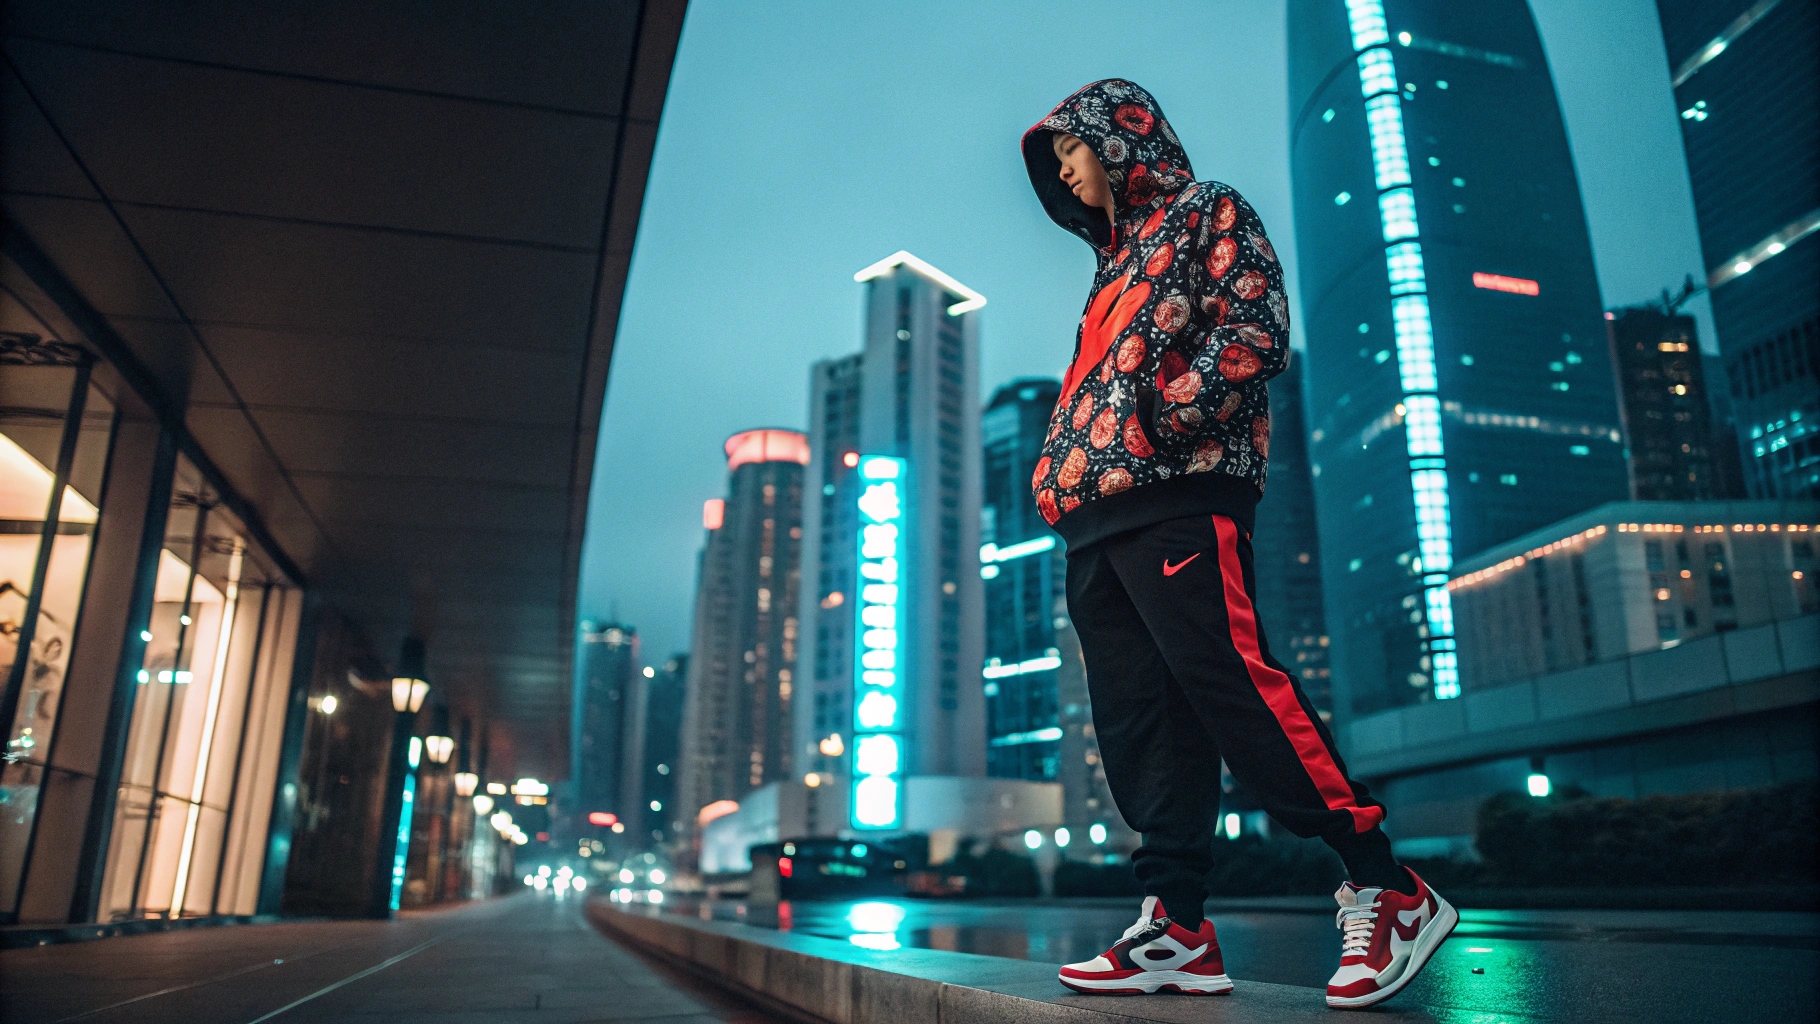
left=1287, top=0, right=1628, bottom=719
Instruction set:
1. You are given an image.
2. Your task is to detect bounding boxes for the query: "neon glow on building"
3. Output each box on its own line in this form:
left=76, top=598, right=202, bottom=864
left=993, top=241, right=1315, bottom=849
left=851, top=455, right=907, bottom=829
left=390, top=736, right=422, bottom=911
left=1345, top=0, right=1459, bottom=698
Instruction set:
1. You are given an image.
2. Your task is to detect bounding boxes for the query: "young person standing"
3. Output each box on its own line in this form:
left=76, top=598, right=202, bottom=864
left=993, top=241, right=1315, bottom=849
left=1019, top=79, right=1456, bottom=1010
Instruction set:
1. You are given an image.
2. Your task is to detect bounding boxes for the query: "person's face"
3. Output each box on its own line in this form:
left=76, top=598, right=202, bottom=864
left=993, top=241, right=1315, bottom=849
left=1052, top=132, right=1112, bottom=220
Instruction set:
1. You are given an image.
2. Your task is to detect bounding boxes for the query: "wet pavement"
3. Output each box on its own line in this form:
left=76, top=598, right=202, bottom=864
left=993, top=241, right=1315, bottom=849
left=659, top=895, right=1820, bottom=1022
left=1, top=894, right=784, bottom=1024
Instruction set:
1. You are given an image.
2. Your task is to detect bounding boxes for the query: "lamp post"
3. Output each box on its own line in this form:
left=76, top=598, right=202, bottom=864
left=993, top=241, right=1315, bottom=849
left=369, top=637, right=429, bottom=918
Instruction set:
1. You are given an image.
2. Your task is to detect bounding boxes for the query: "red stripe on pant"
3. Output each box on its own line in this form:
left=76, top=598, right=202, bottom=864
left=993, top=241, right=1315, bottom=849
left=1212, top=515, right=1384, bottom=833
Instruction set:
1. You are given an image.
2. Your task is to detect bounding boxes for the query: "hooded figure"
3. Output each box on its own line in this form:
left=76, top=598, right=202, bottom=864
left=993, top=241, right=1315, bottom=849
left=1022, top=79, right=1290, bottom=550
left=1024, top=82, right=1456, bottom=1009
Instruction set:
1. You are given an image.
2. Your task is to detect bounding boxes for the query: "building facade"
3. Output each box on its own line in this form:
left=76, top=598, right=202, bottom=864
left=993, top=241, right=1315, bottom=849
left=1250, top=358, right=1334, bottom=713
left=851, top=253, right=987, bottom=780
left=572, top=622, right=640, bottom=834
left=1655, top=0, right=1820, bottom=500
left=640, top=654, right=687, bottom=845
left=980, top=378, right=1066, bottom=781
left=794, top=355, right=864, bottom=787
left=677, top=430, right=807, bottom=839
left=1287, top=0, right=1629, bottom=720
left=1344, top=499, right=1818, bottom=854
left=1607, top=306, right=1727, bottom=501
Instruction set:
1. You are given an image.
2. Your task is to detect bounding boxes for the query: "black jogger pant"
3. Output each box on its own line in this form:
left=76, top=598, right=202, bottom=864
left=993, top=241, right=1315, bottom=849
left=1066, top=512, right=1391, bottom=919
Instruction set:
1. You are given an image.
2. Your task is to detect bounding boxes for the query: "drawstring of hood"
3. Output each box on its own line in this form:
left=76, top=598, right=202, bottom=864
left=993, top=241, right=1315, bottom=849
left=1021, top=79, right=1196, bottom=250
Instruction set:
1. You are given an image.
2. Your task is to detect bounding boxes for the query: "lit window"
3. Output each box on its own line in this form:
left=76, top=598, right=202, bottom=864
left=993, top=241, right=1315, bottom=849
left=1378, top=188, right=1418, bottom=241
left=1335, top=191, right=1352, bottom=206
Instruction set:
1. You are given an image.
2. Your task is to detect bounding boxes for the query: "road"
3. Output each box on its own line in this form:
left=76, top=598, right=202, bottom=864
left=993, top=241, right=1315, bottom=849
left=668, top=895, right=1820, bottom=1023
left=0, top=894, right=781, bottom=1024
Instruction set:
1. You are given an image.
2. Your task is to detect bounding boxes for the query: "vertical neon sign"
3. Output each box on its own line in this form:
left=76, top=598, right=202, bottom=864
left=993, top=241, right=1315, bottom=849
left=851, top=455, right=905, bottom=830
left=390, top=736, right=421, bottom=911
left=1345, top=0, right=1459, bottom=698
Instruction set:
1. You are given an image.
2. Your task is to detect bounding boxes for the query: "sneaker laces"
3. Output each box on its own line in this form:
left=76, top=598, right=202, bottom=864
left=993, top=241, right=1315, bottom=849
left=1336, top=900, right=1379, bottom=958
left=1123, top=916, right=1172, bottom=946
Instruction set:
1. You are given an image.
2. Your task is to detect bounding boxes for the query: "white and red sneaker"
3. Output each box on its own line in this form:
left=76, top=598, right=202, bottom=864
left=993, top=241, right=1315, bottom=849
left=1058, top=896, right=1232, bottom=995
left=1325, top=867, right=1458, bottom=1009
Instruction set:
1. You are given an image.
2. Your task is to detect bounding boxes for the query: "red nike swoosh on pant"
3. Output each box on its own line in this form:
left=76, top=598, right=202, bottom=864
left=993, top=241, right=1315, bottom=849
left=1162, top=553, right=1201, bottom=576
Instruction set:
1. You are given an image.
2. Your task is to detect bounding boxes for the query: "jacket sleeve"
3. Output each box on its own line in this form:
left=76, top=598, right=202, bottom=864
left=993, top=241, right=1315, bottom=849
left=1152, top=188, right=1290, bottom=440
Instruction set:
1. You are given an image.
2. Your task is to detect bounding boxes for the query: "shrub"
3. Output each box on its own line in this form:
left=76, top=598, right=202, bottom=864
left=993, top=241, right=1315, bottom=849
left=943, top=846, right=1041, bottom=897
left=1475, top=781, right=1819, bottom=887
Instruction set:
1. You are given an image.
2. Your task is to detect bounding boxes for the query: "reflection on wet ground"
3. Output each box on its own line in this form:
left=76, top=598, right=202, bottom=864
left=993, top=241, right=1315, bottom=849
left=663, top=896, right=1820, bottom=1023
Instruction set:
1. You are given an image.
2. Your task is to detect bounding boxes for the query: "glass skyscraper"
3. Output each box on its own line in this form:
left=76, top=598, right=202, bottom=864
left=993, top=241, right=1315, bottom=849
left=980, top=378, right=1066, bottom=781
left=1287, top=0, right=1628, bottom=718
left=1654, top=0, right=1819, bottom=499
left=676, top=430, right=807, bottom=838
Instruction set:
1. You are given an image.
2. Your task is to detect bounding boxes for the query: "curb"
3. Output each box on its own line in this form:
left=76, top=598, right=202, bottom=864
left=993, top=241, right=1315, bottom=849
left=0, top=913, right=288, bottom=950
left=587, top=900, right=1434, bottom=1023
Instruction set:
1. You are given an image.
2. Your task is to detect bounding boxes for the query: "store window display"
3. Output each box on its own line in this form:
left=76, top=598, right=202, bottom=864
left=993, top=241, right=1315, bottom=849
left=98, top=456, right=296, bottom=921
left=0, top=353, right=114, bottom=917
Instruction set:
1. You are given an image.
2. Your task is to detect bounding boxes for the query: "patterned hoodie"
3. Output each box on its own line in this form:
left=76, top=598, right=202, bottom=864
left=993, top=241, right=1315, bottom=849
left=1022, top=80, right=1290, bottom=550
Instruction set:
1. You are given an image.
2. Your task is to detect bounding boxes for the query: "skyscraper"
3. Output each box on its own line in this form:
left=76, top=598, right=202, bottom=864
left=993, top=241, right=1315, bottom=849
left=851, top=253, right=987, bottom=782
left=573, top=622, right=639, bottom=829
left=1607, top=305, right=1726, bottom=501
left=641, top=654, right=688, bottom=844
left=980, top=378, right=1065, bottom=781
left=676, top=430, right=807, bottom=834
left=794, top=355, right=864, bottom=784
left=1287, top=0, right=1629, bottom=718
left=1250, top=359, right=1333, bottom=714
left=1654, top=0, right=1819, bottom=499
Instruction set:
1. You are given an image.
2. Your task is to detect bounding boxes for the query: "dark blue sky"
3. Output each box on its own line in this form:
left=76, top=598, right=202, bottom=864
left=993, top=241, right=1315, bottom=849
left=580, top=0, right=1712, bottom=661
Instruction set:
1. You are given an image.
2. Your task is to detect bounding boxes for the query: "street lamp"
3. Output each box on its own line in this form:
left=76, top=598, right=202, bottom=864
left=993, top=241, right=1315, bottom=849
left=392, top=675, right=429, bottom=713
left=472, top=794, right=494, bottom=815
left=425, top=735, right=454, bottom=765
left=454, top=771, right=478, bottom=796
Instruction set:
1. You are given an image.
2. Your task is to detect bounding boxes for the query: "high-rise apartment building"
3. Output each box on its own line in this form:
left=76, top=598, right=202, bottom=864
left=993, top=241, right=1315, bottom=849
left=1250, top=359, right=1333, bottom=714
left=851, top=253, right=987, bottom=781
left=641, top=654, right=687, bottom=844
left=1608, top=305, right=1727, bottom=501
left=792, top=253, right=988, bottom=832
left=980, top=378, right=1066, bottom=781
left=1654, top=0, right=1819, bottom=499
left=677, top=430, right=807, bottom=834
left=573, top=622, right=640, bottom=829
left=794, top=355, right=864, bottom=784
left=1287, top=0, right=1629, bottom=719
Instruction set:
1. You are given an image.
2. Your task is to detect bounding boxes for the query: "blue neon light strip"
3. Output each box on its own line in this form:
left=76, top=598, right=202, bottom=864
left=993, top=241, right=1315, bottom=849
left=852, top=455, right=907, bottom=829
left=988, top=726, right=1064, bottom=747
left=389, top=770, right=417, bottom=911
left=1345, top=0, right=1458, bottom=698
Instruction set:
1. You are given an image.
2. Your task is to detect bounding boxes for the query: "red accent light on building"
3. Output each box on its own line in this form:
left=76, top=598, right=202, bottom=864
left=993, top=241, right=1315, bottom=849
left=587, top=811, right=617, bottom=826
left=535, top=832, right=549, bottom=842
left=842, top=451, right=860, bottom=468
left=702, top=498, right=725, bottom=531
left=778, top=856, right=793, bottom=878
left=1472, top=272, right=1539, bottom=296
left=724, top=428, right=810, bottom=471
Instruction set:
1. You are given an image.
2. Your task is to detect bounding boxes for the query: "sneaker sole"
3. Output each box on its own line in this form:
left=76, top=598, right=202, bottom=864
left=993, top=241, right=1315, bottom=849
left=1325, top=896, right=1459, bottom=1009
left=1059, top=969, right=1234, bottom=995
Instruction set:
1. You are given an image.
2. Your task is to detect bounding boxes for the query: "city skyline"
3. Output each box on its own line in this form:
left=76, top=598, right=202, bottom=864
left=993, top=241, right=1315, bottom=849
left=582, top=0, right=1717, bottom=661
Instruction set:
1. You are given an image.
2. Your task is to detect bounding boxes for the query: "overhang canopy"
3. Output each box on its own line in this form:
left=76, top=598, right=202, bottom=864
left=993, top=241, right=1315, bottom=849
left=0, top=1, right=687, bottom=777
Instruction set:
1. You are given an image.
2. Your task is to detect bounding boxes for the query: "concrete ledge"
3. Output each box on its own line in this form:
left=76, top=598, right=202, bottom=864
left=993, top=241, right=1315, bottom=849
left=587, top=900, right=1435, bottom=1023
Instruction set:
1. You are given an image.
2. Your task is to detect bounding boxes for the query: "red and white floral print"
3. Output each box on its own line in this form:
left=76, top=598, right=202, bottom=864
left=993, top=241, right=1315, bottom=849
left=1022, top=79, right=1291, bottom=527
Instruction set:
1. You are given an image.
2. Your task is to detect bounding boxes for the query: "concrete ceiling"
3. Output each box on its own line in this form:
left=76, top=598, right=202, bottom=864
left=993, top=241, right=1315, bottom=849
left=0, top=1, right=688, bottom=778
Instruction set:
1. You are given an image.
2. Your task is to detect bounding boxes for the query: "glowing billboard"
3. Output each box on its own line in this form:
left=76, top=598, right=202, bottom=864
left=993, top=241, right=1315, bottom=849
left=851, top=455, right=906, bottom=830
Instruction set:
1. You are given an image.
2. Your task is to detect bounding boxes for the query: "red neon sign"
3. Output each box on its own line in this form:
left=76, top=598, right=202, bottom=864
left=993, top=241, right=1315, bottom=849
left=587, top=812, right=617, bottom=826
left=1473, top=272, right=1539, bottom=296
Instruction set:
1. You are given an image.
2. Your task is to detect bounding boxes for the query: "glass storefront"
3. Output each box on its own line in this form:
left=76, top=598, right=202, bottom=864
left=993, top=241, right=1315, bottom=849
left=0, top=359, right=114, bottom=918
left=96, top=455, right=297, bottom=921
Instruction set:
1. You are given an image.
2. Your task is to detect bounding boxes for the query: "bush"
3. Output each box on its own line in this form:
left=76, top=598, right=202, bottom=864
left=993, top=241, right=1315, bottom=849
left=1475, top=781, right=1820, bottom=887
left=943, top=846, right=1041, bottom=897
left=1206, top=833, right=1348, bottom=896
left=1055, top=859, right=1143, bottom=897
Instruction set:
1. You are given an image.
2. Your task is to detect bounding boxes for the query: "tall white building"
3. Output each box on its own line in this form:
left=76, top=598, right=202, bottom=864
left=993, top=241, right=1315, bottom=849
left=793, top=253, right=987, bottom=817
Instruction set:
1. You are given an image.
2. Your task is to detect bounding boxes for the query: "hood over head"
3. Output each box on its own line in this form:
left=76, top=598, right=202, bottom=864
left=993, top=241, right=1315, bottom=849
left=1022, top=80, right=1195, bottom=250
